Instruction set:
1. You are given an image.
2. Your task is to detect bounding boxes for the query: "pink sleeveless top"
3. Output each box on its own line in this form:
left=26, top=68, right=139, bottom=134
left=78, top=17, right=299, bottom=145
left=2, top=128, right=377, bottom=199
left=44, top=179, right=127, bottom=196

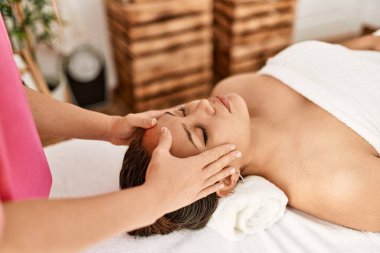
left=0, top=14, right=52, bottom=235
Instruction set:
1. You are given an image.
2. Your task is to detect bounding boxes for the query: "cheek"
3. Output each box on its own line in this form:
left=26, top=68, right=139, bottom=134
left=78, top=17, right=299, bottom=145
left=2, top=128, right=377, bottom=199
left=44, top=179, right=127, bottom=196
left=211, top=120, right=247, bottom=147
left=209, top=122, right=250, bottom=166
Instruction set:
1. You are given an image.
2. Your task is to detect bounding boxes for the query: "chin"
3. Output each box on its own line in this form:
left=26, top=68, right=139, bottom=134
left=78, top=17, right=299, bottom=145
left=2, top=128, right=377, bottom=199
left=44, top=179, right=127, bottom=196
left=226, top=93, right=249, bottom=116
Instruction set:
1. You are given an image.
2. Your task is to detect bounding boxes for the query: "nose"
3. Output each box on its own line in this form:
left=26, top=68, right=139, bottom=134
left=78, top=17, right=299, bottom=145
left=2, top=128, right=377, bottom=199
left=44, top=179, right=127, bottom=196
left=193, top=99, right=215, bottom=115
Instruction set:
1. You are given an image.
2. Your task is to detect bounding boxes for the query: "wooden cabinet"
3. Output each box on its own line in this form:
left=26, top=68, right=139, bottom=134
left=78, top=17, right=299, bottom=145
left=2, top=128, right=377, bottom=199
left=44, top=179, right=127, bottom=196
left=214, top=0, right=297, bottom=81
left=105, top=0, right=213, bottom=112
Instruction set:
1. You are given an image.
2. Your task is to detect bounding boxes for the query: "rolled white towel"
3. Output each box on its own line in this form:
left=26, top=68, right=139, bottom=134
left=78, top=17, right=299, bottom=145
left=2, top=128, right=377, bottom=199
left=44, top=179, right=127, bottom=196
left=207, top=176, right=288, bottom=241
left=373, top=29, right=380, bottom=36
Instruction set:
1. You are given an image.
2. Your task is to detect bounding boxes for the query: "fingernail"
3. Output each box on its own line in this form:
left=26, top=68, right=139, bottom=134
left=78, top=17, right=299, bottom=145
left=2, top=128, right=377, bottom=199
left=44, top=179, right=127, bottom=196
left=219, top=184, right=225, bottom=189
left=161, top=127, right=167, bottom=134
left=229, top=144, right=236, bottom=151
left=229, top=168, right=236, bottom=174
left=151, top=118, right=157, bottom=125
left=235, top=151, right=242, bottom=158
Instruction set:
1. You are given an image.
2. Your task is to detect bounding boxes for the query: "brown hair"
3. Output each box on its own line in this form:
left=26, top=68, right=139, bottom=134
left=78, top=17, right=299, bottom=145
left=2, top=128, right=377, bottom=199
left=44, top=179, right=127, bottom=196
left=119, top=128, right=218, bottom=236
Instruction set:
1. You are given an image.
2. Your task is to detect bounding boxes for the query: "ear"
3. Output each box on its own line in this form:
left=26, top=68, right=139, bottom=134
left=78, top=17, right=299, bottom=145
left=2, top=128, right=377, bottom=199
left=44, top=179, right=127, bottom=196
left=216, top=171, right=240, bottom=197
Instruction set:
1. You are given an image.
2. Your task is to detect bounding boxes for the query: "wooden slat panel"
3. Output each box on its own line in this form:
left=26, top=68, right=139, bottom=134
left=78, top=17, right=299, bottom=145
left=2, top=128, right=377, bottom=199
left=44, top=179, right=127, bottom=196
left=230, top=45, right=288, bottom=62
left=106, top=0, right=214, bottom=112
left=230, top=63, right=263, bottom=74
left=137, top=80, right=211, bottom=101
left=128, top=13, right=212, bottom=40
left=115, top=47, right=212, bottom=86
left=135, top=83, right=211, bottom=111
left=214, top=25, right=293, bottom=46
left=214, top=13, right=233, bottom=34
left=232, top=12, right=296, bottom=35
left=230, top=58, right=265, bottom=72
left=230, top=34, right=291, bottom=59
left=133, top=58, right=212, bottom=85
left=129, top=28, right=212, bottom=56
left=106, top=0, right=129, bottom=26
left=218, top=56, right=263, bottom=72
left=108, top=17, right=128, bottom=38
left=114, top=56, right=135, bottom=104
left=134, top=69, right=212, bottom=99
left=216, top=11, right=295, bottom=35
left=131, top=43, right=212, bottom=72
left=213, top=27, right=232, bottom=46
left=121, top=0, right=212, bottom=25
left=230, top=26, right=292, bottom=45
left=225, top=0, right=286, bottom=4
left=215, top=58, right=263, bottom=76
left=215, top=0, right=296, bottom=19
left=110, top=33, right=129, bottom=57
left=214, top=44, right=285, bottom=76
left=110, top=19, right=212, bottom=56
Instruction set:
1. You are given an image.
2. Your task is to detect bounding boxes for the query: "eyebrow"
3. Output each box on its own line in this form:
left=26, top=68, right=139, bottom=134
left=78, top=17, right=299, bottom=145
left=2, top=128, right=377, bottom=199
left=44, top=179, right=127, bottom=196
left=164, top=112, right=197, bottom=148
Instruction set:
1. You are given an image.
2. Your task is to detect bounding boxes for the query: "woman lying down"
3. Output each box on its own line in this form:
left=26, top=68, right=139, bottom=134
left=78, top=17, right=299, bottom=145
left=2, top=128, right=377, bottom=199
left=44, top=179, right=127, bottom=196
left=120, top=33, right=380, bottom=236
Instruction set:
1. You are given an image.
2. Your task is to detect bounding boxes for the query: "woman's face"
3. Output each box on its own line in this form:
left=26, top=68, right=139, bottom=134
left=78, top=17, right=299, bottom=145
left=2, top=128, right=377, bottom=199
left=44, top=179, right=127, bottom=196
left=144, top=93, right=251, bottom=168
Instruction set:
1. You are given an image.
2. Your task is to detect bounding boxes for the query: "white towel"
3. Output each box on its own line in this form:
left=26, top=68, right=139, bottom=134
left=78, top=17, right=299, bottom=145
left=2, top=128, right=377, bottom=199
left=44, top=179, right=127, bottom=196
left=207, top=176, right=288, bottom=241
left=259, top=41, right=380, bottom=156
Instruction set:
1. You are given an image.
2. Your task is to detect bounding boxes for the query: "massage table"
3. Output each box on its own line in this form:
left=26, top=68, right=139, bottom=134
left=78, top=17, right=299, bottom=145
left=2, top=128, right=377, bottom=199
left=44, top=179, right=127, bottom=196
left=45, top=139, right=380, bottom=253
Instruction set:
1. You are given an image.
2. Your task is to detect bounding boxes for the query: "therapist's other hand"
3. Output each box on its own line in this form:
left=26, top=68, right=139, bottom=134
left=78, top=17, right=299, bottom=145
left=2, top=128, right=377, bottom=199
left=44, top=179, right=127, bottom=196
left=144, top=127, right=241, bottom=214
left=107, top=110, right=165, bottom=145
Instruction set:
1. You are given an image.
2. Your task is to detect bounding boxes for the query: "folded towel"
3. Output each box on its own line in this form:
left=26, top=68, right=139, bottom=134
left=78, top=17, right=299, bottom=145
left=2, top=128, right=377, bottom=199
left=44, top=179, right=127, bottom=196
left=207, top=176, right=288, bottom=241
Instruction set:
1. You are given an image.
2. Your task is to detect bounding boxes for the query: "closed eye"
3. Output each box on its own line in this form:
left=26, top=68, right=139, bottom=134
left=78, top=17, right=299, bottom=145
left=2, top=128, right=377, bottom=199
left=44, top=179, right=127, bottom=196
left=163, top=110, right=198, bottom=148
left=196, top=124, right=208, bottom=146
left=178, top=105, right=208, bottom=146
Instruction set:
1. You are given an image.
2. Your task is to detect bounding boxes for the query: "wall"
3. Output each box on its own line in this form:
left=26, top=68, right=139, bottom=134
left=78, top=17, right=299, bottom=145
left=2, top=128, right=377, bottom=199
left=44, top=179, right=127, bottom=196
left=37, top=0, right=117, bottom=92
left=362, top=0, right=380, bottom=27
left=293, top=0, right=364, bottom=41
left=38, top=0, right=379, bottom=94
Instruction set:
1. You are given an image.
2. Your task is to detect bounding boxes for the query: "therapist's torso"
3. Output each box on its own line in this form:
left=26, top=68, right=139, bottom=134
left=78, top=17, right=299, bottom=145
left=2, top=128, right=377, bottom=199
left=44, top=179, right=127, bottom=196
left=0, top=14, right=52, bottom=202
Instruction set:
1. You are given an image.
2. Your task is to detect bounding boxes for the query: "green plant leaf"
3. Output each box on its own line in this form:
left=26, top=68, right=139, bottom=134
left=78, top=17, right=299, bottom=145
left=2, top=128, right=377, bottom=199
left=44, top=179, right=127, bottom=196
left=1, top=0, right=58, bottom=49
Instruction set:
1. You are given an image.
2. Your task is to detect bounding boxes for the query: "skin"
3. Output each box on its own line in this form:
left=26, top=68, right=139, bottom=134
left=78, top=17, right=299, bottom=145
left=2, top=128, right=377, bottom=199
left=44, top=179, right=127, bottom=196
left=0, top=87, right=240, bottom=253
left=144, top=95, right=251, bottom=158
left=148, top=35, right=380, bottom=231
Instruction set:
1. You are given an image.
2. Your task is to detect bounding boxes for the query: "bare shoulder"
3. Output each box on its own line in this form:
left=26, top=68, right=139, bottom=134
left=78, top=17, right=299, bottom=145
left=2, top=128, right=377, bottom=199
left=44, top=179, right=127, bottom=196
left=303, top=156, right=380, bottom=232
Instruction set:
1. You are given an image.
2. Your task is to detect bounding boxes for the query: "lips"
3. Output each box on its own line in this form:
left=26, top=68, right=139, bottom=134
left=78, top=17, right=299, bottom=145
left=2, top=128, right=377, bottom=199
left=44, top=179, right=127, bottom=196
left=216, top=95, right=231, bottom=113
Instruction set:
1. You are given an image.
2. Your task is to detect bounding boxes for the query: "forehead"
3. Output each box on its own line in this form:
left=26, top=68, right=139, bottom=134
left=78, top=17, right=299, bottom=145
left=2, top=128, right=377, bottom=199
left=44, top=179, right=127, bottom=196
left=144, top=113, right=199, bottom=158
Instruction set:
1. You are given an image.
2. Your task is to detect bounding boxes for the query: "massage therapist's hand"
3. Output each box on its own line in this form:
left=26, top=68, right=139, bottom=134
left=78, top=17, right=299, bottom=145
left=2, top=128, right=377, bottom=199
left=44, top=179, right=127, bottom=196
left=144, top=127, right=241, bottom=214
left=107, top=110, right=165, bottom=145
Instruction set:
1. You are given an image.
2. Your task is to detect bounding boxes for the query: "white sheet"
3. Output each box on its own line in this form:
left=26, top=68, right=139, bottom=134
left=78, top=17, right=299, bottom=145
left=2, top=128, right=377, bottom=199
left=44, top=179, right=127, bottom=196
left=45, top=139, right=380, bottom=253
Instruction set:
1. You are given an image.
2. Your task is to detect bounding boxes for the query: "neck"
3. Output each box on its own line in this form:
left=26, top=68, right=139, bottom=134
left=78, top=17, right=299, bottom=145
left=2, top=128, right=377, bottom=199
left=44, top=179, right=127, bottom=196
left=240, top=117, right=284, bottom=178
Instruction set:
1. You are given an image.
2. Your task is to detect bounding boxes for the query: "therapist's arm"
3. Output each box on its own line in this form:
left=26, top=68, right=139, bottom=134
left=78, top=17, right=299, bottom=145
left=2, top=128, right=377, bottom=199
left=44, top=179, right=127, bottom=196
left=25, top=86, right=114, bottom=141
left=25, top=86, right=162, bottom=144
left=0, top=130, right=240, bottom=253
left=1, top=187, right=162, bottom=253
